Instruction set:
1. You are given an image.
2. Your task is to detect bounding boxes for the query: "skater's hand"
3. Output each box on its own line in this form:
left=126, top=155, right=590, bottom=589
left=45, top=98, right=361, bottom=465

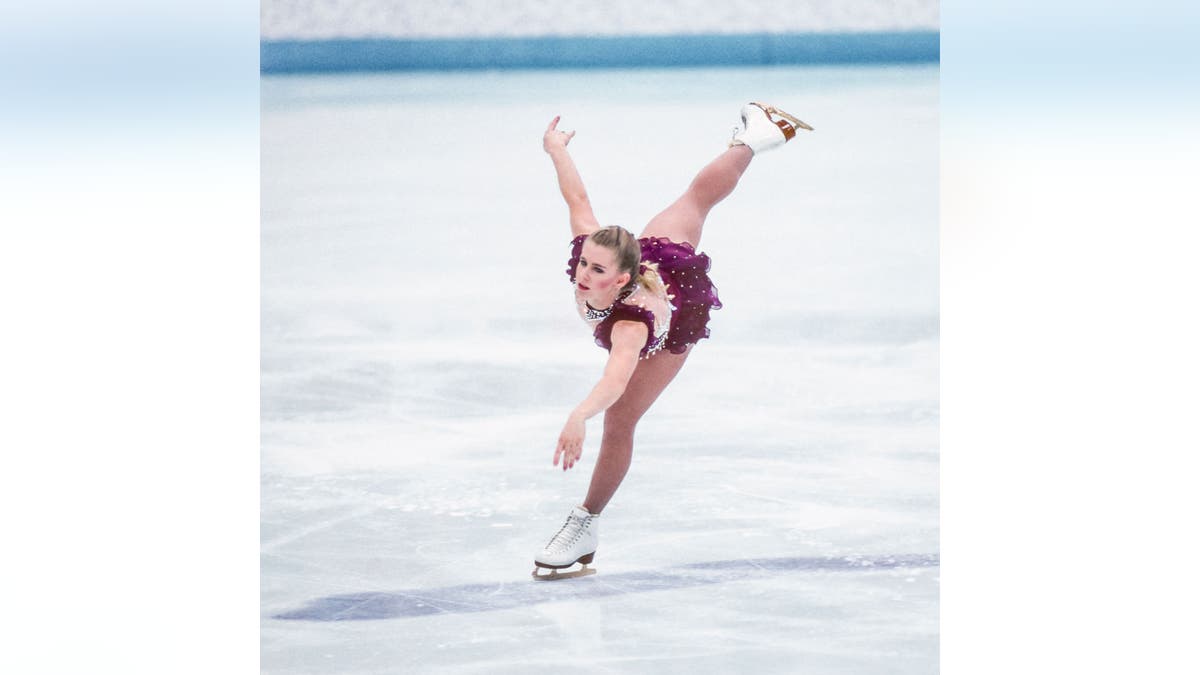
left=554, top=413, right=586, bottom=471
left=543, top=116, right=576, bottom=154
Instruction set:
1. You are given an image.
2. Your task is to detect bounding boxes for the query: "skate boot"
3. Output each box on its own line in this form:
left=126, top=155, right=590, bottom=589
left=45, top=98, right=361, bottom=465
left=532, top=505, right=599, bottom=581
left=729, top=102, right=813, bottom=154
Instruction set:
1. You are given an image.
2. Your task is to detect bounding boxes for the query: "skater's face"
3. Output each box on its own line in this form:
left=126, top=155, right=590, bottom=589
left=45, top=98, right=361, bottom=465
left=575, top=240, right=631, bottom=305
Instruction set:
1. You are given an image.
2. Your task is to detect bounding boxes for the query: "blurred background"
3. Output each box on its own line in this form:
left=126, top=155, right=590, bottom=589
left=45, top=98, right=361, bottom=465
left=262, top=0, right=938, bottom=40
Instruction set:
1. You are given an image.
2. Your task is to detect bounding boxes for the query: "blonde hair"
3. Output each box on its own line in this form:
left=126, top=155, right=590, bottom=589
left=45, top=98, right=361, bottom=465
left=588, top=225, right=666, bottom=298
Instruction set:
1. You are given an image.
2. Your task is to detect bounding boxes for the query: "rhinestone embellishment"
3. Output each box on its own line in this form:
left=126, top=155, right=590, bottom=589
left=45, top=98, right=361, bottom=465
left=583, top=303, right=612, bottom=321
left=579, top=283, right=638, bottom=321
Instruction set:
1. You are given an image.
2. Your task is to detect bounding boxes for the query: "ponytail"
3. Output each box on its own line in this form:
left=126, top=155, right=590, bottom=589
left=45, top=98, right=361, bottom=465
left=633, top=261, right=666, bottom=298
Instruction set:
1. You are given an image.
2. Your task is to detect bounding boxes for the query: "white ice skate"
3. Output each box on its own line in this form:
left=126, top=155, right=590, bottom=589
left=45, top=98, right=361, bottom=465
left=729, top=101, right=813, bottom=154
left=532, top=506, right=599, bottom=581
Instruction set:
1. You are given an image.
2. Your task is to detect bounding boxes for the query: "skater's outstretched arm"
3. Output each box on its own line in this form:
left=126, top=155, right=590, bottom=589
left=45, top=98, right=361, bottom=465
left=543, top=116, right=600, bottom=238
left=554, top=320, right=647, bottom=471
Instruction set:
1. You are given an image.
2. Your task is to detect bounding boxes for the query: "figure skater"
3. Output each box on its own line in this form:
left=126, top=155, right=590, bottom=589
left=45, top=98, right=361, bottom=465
left=532, top=103, right=812, bottom=580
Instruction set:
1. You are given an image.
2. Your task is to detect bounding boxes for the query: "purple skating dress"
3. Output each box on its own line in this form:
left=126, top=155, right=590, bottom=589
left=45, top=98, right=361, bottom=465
left=566, top=234, right=723, bottom=359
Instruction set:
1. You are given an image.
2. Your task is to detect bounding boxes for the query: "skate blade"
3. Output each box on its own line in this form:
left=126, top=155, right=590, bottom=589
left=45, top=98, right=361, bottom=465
left=531, top=564, right=597, bottom=581
left=751, top=101, right=814, bottom=131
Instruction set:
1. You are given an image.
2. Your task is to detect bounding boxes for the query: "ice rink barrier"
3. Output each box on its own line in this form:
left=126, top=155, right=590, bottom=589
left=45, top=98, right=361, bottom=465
left=261, top=31, right=939, bottom=73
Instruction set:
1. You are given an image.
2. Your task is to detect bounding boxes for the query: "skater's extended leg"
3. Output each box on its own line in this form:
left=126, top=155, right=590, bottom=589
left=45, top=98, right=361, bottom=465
left=582, top=347, right=691, bottom=514
left=639, top=145, right=753, bottom=249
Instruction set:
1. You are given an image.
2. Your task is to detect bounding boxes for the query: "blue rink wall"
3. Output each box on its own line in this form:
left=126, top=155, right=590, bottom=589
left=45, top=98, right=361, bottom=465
left=261, top=31, right=939, bottom=73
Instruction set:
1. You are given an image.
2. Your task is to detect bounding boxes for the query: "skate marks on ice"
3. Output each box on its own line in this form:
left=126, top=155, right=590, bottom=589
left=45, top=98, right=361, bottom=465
left=273, top=553, right=938, bottom=621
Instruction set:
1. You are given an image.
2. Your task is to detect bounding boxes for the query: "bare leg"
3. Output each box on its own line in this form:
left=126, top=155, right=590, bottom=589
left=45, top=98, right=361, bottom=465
left=639, top=145, right=753, bottom=249
left=579, top=148, right=751, bottom=512
left=582, top=347, right=691, bottom=514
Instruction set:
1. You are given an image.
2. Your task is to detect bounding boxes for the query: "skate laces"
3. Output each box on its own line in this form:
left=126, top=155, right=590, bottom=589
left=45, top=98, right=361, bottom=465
left=544, top=511, right=594, bottom=552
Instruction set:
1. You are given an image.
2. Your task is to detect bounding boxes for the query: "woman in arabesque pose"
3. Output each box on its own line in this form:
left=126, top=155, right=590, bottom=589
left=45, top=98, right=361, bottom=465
left=532, top=102, right=811, bottom=580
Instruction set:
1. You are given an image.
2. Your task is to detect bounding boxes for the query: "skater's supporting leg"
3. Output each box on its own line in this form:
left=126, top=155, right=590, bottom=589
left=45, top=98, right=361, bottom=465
left=582, top=347, right=691, bottom=514
left=639, top=145, right=753, bottom=249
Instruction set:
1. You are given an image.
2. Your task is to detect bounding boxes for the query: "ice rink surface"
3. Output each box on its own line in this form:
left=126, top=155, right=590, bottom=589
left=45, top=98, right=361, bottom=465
left=261, top=64, right=938, bottom=673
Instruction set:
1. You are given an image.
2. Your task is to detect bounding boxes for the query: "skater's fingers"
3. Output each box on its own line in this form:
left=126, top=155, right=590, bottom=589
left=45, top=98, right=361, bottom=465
left=546, top=116, right=560, bottom=132
left=565, top=130, right=576, bottom=142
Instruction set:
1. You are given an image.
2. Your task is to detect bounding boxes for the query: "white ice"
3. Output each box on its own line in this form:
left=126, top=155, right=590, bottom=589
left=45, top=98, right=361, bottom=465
left=261, top=64, right=938, bottom=674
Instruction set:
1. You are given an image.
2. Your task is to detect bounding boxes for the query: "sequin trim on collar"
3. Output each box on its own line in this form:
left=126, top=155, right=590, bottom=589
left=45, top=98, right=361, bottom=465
left=581, top=283, right=639, bottom=321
